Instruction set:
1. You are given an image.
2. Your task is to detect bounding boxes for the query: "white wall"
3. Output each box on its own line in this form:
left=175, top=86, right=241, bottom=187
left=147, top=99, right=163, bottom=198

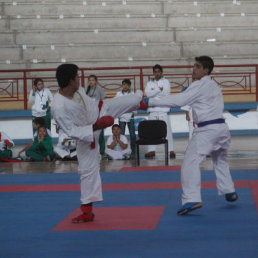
left=1, top=110, right=257, bottom=142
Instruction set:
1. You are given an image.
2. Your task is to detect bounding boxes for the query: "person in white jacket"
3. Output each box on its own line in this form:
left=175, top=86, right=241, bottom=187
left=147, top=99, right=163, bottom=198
left=144, top=56, right=238, bottom=215
left=52, top=63, right=146, bottom=223
left=28, top=78, right=53, bottom=132
left=144, top=64, right=176, bottom=159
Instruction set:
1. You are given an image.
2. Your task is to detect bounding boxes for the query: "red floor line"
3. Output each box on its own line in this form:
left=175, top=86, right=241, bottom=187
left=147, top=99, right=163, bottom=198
left=119, top=166, right=181, bottom=172
left=0, top=180, right=255, bottom=193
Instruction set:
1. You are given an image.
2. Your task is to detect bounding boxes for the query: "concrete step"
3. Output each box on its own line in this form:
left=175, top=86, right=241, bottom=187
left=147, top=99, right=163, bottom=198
left=1, top=56, right=258, bottom=71
left=168, top=15, right=258, bottom=28
left=18, top=44, right=182, bottom=61
left=1, top=41, right=258, bottom=63
left=181, top=42, right=258, bottom=58
left=164, top=1, right=258, bottom=15
left=1, top=27, right=255, bottom=46
left=14, top=30, right=175, bottom=45
left=8, top=16, right=167, bottom=31
left=176, top=28, right=258, bottom=42
left=3, top=2, right=162, bottom=16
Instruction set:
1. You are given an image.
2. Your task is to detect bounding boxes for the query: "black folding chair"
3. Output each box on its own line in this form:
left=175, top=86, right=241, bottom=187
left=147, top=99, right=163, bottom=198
left=135, top=120, right=168, bottom=166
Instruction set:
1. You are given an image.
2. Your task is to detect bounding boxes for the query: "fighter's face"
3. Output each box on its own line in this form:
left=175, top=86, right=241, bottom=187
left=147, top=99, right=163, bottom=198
left=153, top=68, right=163, bottom=81
left=70, top=73, right=80, bottom=91
left=192, top=61, right=209, bottom=80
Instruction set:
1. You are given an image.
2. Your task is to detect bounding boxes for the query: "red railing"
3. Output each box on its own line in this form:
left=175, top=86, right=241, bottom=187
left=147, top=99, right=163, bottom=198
left=0, top=64, right=257, bottom=110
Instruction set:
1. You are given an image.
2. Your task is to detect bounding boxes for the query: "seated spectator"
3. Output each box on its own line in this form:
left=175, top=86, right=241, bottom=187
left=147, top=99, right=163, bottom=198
left=105, top=124, right=131, bottom=160
left=54, top=126, right=77, bottom=161
left=25, top=126, right=55, bottom=161
left=116, top=79, right=136, bottom=157
left=0, top=131, right=14, bottom=159
left=18, top=117, right=50, bottom=160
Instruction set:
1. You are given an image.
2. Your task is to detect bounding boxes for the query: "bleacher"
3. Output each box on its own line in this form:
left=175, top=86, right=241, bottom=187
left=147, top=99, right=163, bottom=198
left=1, top=0, right=258, bottom=70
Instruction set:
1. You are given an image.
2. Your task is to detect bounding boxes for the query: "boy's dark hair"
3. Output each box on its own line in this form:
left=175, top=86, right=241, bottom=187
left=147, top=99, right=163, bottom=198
left=195, top=56, right=214, bottom=75
left=33, top=78, right=43, bottom=86
left=86, top=74, right=98, bottom=95
left=33, top=117, right=45, bottom=127
left=153, top=64, right=163, bottom=73
left=56, top=64, right=79, bottom=88
left=112, top=124, right=121, bottom=130
left=122, top=79, right=131, bottom=86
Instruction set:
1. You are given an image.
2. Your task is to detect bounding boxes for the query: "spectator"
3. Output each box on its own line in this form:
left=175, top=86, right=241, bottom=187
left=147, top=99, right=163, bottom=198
left=29, top=78, right=53, bottom=133
left=0, top=131, right=14, bottom=159
left=86, top=75, right=106, bottom=156
left=18, top=117, right=51, bottom=160
left=25, top=126, right=55, bottom=161
left=105, top=124, right=131, bottom=160
left=54, top=125, right=77, bottom=161
left=144, top=64, right=176, bottom=159
left=116, top=79, right=136, bottom=157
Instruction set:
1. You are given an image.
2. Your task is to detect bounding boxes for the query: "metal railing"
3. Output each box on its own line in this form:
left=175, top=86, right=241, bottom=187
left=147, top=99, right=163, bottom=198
left=0, top=64, right=257, bottom=110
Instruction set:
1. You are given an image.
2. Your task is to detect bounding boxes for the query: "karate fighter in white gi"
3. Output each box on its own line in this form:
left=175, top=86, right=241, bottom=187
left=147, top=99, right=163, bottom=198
left=52, top=64, right=146, bottom=223
left=143, top=56, right=238, bottom=215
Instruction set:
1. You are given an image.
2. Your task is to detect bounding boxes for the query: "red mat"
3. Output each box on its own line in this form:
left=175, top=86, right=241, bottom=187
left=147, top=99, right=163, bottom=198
left=119, top=165, right=181, bottom=172
left=53, top=206, right=165, bottom=231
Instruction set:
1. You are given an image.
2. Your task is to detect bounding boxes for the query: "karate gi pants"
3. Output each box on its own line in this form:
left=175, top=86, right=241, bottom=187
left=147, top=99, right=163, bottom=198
left=105, top=147, right=131, bottom=160
left=77, top=92, right=142, bottom=205
left=181, top=124, right=235, bottom=205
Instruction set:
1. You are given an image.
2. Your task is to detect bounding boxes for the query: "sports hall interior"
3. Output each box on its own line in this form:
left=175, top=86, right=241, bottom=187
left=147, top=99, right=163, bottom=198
left=0, top=1, right=257, bottom=257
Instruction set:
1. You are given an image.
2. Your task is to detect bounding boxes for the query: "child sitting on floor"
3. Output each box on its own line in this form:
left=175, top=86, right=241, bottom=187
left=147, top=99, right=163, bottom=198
left=105, top=124, right=131, bottom=160
left=18, top=117, right=50, bottom=160
left=25, top=126, right=55, bottom=161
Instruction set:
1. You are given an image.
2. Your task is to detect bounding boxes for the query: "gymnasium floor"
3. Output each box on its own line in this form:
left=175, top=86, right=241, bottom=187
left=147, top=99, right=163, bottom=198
left=0, top=135, right=257, bottom=257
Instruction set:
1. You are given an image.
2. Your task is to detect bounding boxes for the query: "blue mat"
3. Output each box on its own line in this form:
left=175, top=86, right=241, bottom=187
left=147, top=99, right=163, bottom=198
left=0, top=170, right=257, bottom=258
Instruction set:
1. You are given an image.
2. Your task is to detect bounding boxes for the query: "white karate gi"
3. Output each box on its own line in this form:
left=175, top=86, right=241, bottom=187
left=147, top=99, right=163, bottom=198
left=105, top=134, right=131, bottom=160
left=52, top=87, right=142, bottom=204
left=145, top=77, right=174, bottom=152
left=54, top=129, right=77, bottom=158
left=149, top=76, right=235, bottom=204
left=181, top=105, right=195, bottom=140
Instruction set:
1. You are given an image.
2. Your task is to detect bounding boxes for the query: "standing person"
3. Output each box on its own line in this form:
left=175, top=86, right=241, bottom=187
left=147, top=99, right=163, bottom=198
left=52, top=63, right=145, bottom=223
left=28, top=78, right=53, bottom=132
left=144, top=64, right=176, bottom=159
left=105, top=124, right=131, bottom=160
left=0, top=131, right=14, bottom=159
left=116, top=79, right=136, bottom=158
left=144, top=56, right=238, bottom=215
left=86, top=75, right=106, bottom=157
